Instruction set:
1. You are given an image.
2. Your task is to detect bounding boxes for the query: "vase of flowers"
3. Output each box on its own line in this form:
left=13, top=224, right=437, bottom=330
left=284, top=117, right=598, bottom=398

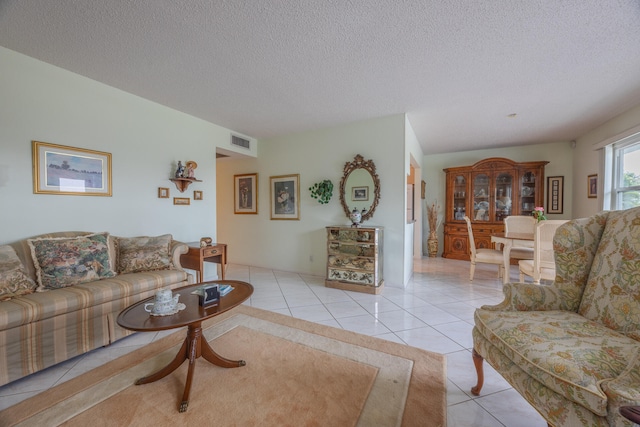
left=532, top=206, right=547, bottom=222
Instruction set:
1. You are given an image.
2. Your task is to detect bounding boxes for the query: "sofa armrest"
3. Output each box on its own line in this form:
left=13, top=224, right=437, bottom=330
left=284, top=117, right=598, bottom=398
left=170, top=240, right=189, bottom=272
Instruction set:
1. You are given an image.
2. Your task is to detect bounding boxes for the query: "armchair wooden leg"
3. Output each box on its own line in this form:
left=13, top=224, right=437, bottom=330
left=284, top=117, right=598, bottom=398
left=471, top=348, right=484, bottom=396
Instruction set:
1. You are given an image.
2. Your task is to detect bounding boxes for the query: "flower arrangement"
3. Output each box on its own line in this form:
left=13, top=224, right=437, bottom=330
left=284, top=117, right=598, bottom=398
left=532, top=206, right=547, bottom=222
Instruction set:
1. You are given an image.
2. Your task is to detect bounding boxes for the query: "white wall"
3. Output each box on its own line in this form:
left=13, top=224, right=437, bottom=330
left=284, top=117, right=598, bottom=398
left=0, top=47, right=250, bottom=282
left=422, top=141, right=574, bottom=254
left=572, top=104, right=640, bottom=217
left=216, top=115, right=410, bottom=287
left=404, top=117, right=424, bottom=283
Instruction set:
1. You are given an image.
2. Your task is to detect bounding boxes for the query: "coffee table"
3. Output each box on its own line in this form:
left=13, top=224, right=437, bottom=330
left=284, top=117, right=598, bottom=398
left=117, top=280, right=253, bottom=412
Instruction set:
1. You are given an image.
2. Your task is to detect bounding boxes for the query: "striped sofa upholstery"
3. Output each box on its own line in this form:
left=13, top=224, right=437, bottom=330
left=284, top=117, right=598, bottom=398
left=0, top=232, right=192, bottom=387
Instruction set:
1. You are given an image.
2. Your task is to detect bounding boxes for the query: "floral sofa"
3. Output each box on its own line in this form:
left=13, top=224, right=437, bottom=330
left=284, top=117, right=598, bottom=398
left=472, top=206, right=640, bottom=426
left=0, top=231, right=193, bottom=387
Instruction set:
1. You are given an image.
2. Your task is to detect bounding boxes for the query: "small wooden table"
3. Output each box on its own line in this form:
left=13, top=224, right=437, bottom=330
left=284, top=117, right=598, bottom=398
left=117, top=280, right=253, bottom=412
left=180, top=243, right=227, bottom=282
left=491, top=232, right=534, bottom=284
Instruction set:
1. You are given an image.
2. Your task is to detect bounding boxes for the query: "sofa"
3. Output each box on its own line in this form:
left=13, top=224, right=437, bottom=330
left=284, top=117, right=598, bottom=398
left=472, top=206, right=640, bottom=426
left=0, top=231, right=193, bottom=387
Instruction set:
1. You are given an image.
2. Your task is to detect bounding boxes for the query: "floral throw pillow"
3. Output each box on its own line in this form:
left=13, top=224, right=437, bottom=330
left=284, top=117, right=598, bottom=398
left=28, top=233, right=116, bottom=291
left=0, top=245, right=37, bottom=301
left=117, top=234, right=173, bottom=274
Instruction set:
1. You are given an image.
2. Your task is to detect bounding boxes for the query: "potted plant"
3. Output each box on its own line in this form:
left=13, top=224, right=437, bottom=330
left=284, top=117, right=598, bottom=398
left=309, top=180, right=333, bottom=204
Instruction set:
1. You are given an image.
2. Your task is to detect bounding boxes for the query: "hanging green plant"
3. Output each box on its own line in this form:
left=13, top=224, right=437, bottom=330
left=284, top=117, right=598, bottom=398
left=309, top=179, right=334, bottom=204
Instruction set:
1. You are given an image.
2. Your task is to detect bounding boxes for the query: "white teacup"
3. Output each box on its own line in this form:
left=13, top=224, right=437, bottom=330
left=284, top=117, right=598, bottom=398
left=145, top=289, right=180, bottom=314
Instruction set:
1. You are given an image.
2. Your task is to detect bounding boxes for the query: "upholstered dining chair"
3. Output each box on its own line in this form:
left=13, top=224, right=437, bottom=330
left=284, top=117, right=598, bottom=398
left=518, top=220, right=568, bottom=284
left=503, top=215, right=536, bottom=261
left=464, top=216, right=504, bottom=282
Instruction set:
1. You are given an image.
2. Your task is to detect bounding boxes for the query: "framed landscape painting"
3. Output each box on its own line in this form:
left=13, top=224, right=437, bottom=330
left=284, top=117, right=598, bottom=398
left=270, top=174, right=300, bottom=220
left=32, top=141, right=112, bottom=196
left=234, top=173, right=258, bottom=214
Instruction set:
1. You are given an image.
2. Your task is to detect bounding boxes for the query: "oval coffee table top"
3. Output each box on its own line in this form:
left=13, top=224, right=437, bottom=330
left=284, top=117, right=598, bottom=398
left=117, top=280, right=253, bottom=332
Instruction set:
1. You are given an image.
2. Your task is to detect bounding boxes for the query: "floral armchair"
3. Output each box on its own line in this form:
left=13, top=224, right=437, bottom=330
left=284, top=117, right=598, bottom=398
left=471, top=206, right=640, bottom=426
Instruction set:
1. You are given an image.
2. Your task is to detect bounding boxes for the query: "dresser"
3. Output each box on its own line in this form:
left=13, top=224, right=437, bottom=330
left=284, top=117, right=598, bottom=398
left=325, top=226, right=383, bottom=294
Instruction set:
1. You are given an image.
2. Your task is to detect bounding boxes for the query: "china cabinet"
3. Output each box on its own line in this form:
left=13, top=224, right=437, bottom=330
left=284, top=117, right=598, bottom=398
left=325, top=226, right=383, bottom=294
left=442, top=158, right=548, bottom=260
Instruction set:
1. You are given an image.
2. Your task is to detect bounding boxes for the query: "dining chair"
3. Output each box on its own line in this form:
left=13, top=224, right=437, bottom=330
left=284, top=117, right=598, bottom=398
left=503, top=215, right=536, bottom=261
left=518, top=220, right=569, bottom=284
left=464, top=216, right=504, bottom=282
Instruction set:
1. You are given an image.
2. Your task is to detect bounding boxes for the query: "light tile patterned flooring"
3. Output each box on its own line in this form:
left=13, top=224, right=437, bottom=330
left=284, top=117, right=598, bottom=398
left=0, top=258, right=547, bottom=426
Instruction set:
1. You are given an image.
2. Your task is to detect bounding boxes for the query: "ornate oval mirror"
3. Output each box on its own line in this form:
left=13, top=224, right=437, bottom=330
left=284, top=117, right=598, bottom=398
left=339, top=154, right=381, bottom=222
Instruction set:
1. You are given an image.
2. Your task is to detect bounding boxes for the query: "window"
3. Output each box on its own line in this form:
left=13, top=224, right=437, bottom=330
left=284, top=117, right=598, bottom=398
left=609, top=135, right=640, bottom=210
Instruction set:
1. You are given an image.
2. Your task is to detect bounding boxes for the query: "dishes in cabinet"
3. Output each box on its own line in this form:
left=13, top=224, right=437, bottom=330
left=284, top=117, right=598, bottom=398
left=522, top=186, right=533, bottom=197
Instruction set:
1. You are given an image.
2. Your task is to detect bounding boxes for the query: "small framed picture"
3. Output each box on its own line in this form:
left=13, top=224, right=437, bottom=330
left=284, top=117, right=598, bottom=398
left=352, top=186, right=369, bottom=201
left=193, top=190, right=203, bottom=200
left=234, top=173, right=258, bottom=214
left=158, top=187, right=169, bottom=198
left=546, top=176, right=563, bottom=214
left=173, top=197, right=190, bottom=205
left=588, top=174, right=598, bottom=198
left=270, top=174, right=300, bottom=220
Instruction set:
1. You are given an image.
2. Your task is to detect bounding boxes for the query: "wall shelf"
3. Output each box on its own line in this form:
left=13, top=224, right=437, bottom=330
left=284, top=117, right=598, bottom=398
left=170, top=178, right=202, bottom=193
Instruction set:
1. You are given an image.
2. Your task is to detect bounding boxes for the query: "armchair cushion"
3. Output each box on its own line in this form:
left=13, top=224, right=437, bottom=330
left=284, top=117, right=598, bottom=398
left=475, top=309, right=638, bottom=416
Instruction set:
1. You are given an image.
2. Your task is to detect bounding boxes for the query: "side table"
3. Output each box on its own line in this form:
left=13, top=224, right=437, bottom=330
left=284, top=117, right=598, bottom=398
left=180, top=242, right=227, bottom=282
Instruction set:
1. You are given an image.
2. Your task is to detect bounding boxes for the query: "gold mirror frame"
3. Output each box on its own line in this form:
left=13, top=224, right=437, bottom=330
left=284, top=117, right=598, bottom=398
left=339, top=154, right=381, bottom=222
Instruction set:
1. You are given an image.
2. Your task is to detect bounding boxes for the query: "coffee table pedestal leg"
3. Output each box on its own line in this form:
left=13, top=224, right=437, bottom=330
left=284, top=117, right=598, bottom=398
left=135, top=321, right=246, bottom=413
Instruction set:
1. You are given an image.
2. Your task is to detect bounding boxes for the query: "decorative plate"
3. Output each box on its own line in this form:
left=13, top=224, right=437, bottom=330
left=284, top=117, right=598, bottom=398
left=149, top=302, right=186, bottom=317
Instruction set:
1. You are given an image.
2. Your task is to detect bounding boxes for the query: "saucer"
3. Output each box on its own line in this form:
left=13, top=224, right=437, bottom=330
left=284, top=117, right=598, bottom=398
left=149, top=302, right=186, bottom=317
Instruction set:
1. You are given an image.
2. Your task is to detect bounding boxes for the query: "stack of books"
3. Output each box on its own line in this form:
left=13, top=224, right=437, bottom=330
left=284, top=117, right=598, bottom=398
left=219, top=284, right=234, bottom=297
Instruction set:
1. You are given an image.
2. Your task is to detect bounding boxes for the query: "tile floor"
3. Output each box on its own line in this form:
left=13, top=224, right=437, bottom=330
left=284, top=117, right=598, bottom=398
left=0, top=257, right=547, bottom=426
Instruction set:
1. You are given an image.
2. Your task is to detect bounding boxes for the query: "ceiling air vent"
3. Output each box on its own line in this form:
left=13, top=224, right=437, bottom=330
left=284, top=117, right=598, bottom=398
left=231, top=134, right=251, bottom=150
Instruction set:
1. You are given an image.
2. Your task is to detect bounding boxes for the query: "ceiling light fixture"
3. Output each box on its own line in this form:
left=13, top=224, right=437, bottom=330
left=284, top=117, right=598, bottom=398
left=507, top=113, right=517, bottom=118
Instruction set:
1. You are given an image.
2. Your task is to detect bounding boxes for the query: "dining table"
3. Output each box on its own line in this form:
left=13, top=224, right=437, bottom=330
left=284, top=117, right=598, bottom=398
left=491, top=232, right=534, bottom=284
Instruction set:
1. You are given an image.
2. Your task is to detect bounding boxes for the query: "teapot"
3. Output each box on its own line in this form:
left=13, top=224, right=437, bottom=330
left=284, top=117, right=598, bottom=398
left=145, top=289, right=180, bottom=315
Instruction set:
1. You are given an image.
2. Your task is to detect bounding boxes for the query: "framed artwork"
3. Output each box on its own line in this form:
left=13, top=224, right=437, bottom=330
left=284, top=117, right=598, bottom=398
left=546, top=176, right=564, bottom=214
left=352, top=186, right=369, bottom=201
left=421, top=180, right=426, bottom=199
left=158, top=187, right=169, bottom=198
left=270, top=174, right=300, bottom=220
left=234, top=173, right=258, bottom=214
left=193, top=190, right=203, bottom=200
left=32, top=141, right=112, bottom=196
left=173, top=197, right=190, bottom=205
left=588, top=174, right=598, bottom=198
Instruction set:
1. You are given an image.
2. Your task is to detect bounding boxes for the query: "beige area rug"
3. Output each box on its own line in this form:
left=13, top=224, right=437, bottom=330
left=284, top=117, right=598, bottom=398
left=1, top=306, right=446, bottom=427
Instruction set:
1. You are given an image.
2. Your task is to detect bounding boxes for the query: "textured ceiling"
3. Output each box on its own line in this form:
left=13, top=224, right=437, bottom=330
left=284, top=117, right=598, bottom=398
left=1, top=1, right=640, bottom=154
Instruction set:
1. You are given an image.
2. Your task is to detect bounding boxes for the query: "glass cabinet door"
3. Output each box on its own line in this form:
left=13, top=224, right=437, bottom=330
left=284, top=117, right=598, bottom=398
left=453, top=175, right=466, bottom=220
left=520, top=171, right=537, bottom=215
left=495, top=172, right=513, bottom=222
left=473, top=173, right=490, bottom=221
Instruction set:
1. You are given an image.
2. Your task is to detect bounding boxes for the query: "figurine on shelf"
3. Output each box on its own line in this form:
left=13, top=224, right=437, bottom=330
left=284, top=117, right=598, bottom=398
left=175, top=161, right=185, bottom=178
left=185, top=161, right=197, bottom=179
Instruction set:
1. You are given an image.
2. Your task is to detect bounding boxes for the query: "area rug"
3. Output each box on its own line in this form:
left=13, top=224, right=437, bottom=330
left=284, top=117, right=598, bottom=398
left=1, top=305, right=446, bottom=427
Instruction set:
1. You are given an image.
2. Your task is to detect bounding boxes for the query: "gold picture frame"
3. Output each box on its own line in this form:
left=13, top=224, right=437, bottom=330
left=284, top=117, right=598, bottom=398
left=32, top=141, right=112, bottom=196
left=158, top=187, right=169, bottom=198
left=173, top=197, right=190, bottom=205
left=234, top=173, right=258, bottom=214
left=193, top=190, right=203, bottom=200
left=270, top=174, right=300, bottom=220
